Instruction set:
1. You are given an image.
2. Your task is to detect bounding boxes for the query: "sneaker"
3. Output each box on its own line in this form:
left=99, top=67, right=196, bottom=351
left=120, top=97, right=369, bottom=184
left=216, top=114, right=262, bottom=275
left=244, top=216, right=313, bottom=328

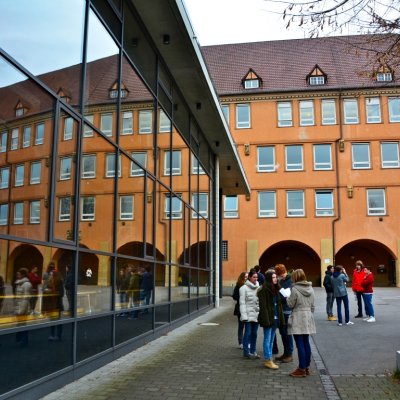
left=354, top=314, right=363, bottom=318
left=346, top=321, right=354, bottom=325
left=337, top=323, right=342, bottom=326
left=250, top=352, right=260, bottom=359
left=363, top=317, right=370, bottom=321
left=328, top=316, right=337, bottom=321
left=366, top=317, right=376, bottom=322
left=243, top=353, right=252, bottom=359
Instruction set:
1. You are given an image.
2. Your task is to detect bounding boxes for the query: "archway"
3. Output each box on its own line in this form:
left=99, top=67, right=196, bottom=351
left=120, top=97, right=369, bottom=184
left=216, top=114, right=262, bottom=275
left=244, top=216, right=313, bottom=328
left=259, top=241, right=321, bottom=286
left=9, top=244, right=43, bottom=284
left=177, top=241, right=210, bottom=269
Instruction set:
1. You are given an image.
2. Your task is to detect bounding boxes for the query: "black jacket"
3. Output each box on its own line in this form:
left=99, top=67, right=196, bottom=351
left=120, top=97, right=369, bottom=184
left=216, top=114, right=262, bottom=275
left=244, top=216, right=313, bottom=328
left=257, top=283, right=285, bottom=328
left=323, top=271, right=334, bottom=293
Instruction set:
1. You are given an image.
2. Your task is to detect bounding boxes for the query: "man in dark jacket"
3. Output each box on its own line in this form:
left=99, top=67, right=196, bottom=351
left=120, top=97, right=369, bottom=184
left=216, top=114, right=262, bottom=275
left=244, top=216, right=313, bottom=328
left=323, top=265, right=337, bottom=321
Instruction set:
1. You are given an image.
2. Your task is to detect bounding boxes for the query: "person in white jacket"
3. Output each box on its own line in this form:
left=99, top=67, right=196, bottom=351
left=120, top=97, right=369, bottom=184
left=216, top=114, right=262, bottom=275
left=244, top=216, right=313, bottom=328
left=239, top=268, right=260, bottom=359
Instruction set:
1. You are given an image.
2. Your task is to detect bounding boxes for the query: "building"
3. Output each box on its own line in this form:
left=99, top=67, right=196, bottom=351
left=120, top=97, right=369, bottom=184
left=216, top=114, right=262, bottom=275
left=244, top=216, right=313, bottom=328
left=0, top=1, right=249, bottom=399
left=201, top=35, right=400, bottom=291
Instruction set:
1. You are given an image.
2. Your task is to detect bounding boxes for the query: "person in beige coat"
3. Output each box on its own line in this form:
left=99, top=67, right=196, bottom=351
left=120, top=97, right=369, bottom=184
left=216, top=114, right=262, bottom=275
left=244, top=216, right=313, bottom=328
left=286, top=269, right=316, bottom=378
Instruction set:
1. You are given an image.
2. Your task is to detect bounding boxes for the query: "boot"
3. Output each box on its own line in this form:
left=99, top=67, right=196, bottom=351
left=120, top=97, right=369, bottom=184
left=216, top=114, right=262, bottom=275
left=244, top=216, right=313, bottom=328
left=305, top=368, right=310, bottom=376
left=264, top=359, right=279, bottom=369
left=281, top=355, right=293, bottom=363
left=289, top=368, right=306, bottom=377
left=274, top=354, right=286, bottom=361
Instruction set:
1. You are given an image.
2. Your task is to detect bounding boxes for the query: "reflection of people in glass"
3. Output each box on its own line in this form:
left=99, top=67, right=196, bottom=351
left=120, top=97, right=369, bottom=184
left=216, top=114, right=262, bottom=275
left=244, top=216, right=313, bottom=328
left=42, top=262, right=55, bottom=315
left=85, top=267, right=93, bottom=284
left=48, top=270, right=64, bottom=341
left=140, top=266, right=153, bottom=310
left=64, top=265, right=74, bottom=313
left=128, top=266, right=141, bottom=318
left=117, top=268, right=128, bottom=308
left=15, top=268, right=32, bottom=346
left=28, top=266, right=41, bottom=315
left=0, top=275, right=5, bottom=312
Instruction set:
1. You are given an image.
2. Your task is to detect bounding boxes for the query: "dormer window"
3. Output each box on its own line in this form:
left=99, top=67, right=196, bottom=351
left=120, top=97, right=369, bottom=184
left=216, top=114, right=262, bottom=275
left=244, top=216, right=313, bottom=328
left=242, top=69, right=262, bottom=89
left=15, top=100, right=28, bottom=117
left=57, top=88, right=71, bottom=103
left=307, top=65, right=327, bottom=86
left=109, top=81, right=129, bottom=99
left=375, top=64, right=393, bottom=82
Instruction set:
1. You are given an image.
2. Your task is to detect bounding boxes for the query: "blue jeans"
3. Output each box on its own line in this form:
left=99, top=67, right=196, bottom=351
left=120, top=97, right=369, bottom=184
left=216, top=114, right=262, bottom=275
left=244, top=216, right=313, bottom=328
left=243, top=321, right=258, bottom=356
left=326, top=292, right=335, bottom=316
left=293, top=334, right=311, bottom=369
left=362, top=293, right=374, bottom=317
left=336, top=295, right=350, bottom=323
left=279, top=313, right=294, bottom=356
left=263, top=322, right=278, bottom=360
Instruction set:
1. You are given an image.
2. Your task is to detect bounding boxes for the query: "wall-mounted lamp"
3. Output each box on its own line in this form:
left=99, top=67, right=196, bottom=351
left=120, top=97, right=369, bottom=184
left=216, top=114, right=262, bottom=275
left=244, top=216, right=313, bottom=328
left=347, top=184, right=353, bottom=198
left=44, top=197, right=49, bottom=208
left=244, top=143, right=250, bottom=156
left=163, top=34, right=170, bottom=45
left=245, top=193, right=251, bottom=201
left=339, top=139, right=345, bottom=152
left=147, top=192, right=152, bottom=203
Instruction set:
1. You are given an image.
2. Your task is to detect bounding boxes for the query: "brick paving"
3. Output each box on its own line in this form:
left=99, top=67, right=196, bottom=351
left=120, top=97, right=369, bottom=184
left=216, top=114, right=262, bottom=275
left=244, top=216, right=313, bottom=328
left=41, top=292, right=400, bottom=400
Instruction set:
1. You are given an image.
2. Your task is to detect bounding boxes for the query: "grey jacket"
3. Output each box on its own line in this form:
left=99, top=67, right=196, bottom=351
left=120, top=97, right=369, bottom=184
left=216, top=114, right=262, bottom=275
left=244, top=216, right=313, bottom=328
left=331, top=272, right=348, bottom=298
left=286, top=281, right=316, bottom=335
left=239, top=280, right=259, bottom=322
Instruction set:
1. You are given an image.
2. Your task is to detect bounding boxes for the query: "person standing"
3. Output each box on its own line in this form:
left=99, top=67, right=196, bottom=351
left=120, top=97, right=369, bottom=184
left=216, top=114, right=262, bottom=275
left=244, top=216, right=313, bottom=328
left=332, top=265, right=354, bottom=326
left=352, top=260, right=366, bottom=318
left=258, top=270, right=285, bottom=369
left=232, top=271, right=248, bottom=349
left=254, top=265, right=265, bottom=285
left=286, top=269, right=316, bottom=378
left=274, top=264, right=294, bottom=363
left=239, top=268, right=260, bottom=359
left=361, top=266, right=375, bottom=322
left=323, top=265, right=336, bottom=321
left=15, top=268, right=32, bottom=345
left=28, top=266, right=41, bottom=314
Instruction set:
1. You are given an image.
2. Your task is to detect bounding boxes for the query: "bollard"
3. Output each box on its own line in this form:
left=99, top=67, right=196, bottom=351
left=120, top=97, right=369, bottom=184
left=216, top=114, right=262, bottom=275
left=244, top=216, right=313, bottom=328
left=397, top=351, right=400, bottom=370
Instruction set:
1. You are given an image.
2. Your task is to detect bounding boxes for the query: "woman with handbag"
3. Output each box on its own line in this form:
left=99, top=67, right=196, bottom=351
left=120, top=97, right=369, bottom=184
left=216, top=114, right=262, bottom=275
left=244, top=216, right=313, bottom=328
left=232, top=271, right=247, bottom=349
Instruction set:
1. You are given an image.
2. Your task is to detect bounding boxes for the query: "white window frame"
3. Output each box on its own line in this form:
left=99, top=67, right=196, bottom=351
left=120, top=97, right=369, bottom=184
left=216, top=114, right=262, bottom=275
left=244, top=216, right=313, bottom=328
left=352, top=143, right=371, bottom=169
left=277, top=102, right=293, bottom=127
left=14, top=202, right=24, bottom=225
left=287, top=190, right=305, bottom=217
left=192, top=193, right=208, bottom=218
left=164, top=150, right=181, bottom=175
left=0, top=167, right=10, bottom=189
left=0, top=204, right=8, bottom=225
left=59, top=197, right=71, bottom=221
left=100, top=113, right=113, bottom=137
left=22, top=126, right=31, bottom=148
left=224, top=195, right=238, bottom=218
left=121, top=111, right=133, bottom=135
left=60, top=157, right=72, bottom=180
left=388, top=97, right=400, bottom=123
left=366, top=97, right=381, bottom=123
left=81, top=196, right=95, bottom=221
left=35, top=123, right=44, bottom=145
left=257, top=146, right=276, bottom=172
left=321, top=99, right=337, bottom=125
left=381, top=142, right=400, bottom=168
left=258, top=191, right=276, bottom=218
left=120, top=195, right=134, bottom=220
left=82, top=154, right=96, bottom=178
left=159, top=110, right=171, bottom=133
left=131, top=152, right=147, bottom=177
left=106, top=153, right=121, bottom=178
left=377, top=72, right=392, bottom=82
left=64, top=117, right=73, bottom=140
left=10, top=128, right=19, bottom=150
left=315, top=190, right=334, bottom=216
left=367, top=189, right=386, bottom=215
left=244, top=79, right=259, bottom=89
left=29, top=200, right=40, bottom=224
left=30, top=161, right=41, bottom=184
left=139, top=110, right=153, bottom=134
left=343, top=99, right=359, bottom=124
left=0, top=132, right=7, bottom=153
left=236, top=104, right=250, bottom=129
left=83, top=114, right=94, bottom=137
left=15, top=165, right=24, bottom=187
left=299, top=100, right=314, bottom=126
left=285, top=145, right=304, bottom=171
left=313, top=144, right=332, bottom=170
left=191, top=154, right=205, bottom=175
left=164, top=194, right=182, bottom=219
left=309, top=76, right=325, bottom=85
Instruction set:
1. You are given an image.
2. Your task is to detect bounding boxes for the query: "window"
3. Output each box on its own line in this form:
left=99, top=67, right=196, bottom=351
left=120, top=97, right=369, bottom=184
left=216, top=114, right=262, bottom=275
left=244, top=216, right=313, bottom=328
left=29, top=200, right=40, bottom=224
left=388, top=98, right=400, bottom=122
left=15, top=165, right=24, bottom=187
left=106, top=154, right=121, bottom=177
left=164, top=194, right=182, bottom=219
left=315, top=190, right=334, bottom=216
left=381, top=142, right=400, bottom=168
left=121, top=111, right=133, bottom=135
left=366, top=97, right=381, bottom=123
left=257, top=146, right=275, bottom=172
left=313, top=144, right=332, bottom=170
left=64, top=117, right=73, bottom=140
left=0, top=204, right=8, bottom=225
left=0, top=167, right=10, bottom=189
left=343, top=99, right=359, bottom=124
left=100, top=113, right=113, bottom=137
left=83, top=115, right=94, bottom=137
left=192, top=155, right=205, bottom=175
left=59, top=197, right=71, bottom=221
left=30, top=162, right=41, bottom=184
left=0, top=131, right=7, bottom=153
left=164, top=150, right=181, bottom=175
left=139, top=110, right=152, bottom=134
left=222, top=105, right=229, bottom=123
left=309, top=76, right=325, bottom=85
left=376, top=72, right=392, bottom=82
left=14, top=202, right=24, bottom=224
left=258, top=191, right=276, bottom=217
left=131, top=152, right=147, bottom=177
left=35, top=123, right=44, bottom=145
left=352, top=143, right=370, bottom=169
left=244, top=79, right=260, bottom=89
left=285, top=145, right=303, bottom=171
left=236, top=104, right=250, bottom=128
left=321, top=100, right=336, bottom=125
left=81, top=197, right=95, bottom=220
left=82, top=154, right=96, bottom=178
left=221, top=240, right=228, bottom=261
left=277, top=102, right=292, bottom=127
left=120, top=195, right=134, bottom=220
left=192, top=193, right=208, bottom=218
left=159, top=110, right=171, bottom=133
left=60, top=157, right=72, bottom=180
left=287, top=190, right=305, bottom=217
left=299, top=100, right=314, bottom=126
left=367, top=189, right=386, bottom=215
left=224, top=195, right=238, bottom=218
left=23, top=126, right=31, bottom=148
left=10, top=128, right=19, bottom=150
left=15, top=107, right=24, bottom=117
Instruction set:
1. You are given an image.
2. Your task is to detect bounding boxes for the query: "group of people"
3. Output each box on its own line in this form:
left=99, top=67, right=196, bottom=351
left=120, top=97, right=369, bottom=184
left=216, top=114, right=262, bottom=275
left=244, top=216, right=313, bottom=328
left=323, top=260, right=375, bottom=326
left=233, top=264, right=315, bottom=378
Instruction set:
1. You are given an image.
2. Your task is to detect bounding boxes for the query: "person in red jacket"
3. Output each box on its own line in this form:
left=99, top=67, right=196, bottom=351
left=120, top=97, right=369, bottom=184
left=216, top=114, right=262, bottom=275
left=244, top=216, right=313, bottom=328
left=352, top=260, right=366, bottom=318
left=28, top=266, right=42, bottom=314
left=361, top=266, right=375, bottom=322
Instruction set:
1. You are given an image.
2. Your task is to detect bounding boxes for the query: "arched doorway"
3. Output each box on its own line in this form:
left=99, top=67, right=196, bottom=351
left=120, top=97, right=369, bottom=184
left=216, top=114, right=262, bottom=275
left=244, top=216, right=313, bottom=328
left=9, top=244, right=43, bottom=283
left=177, top=241, right=210, bottom=269
left=336, top=239, right=396, bottom=286
left=259, top=241, right=321, bottom=286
